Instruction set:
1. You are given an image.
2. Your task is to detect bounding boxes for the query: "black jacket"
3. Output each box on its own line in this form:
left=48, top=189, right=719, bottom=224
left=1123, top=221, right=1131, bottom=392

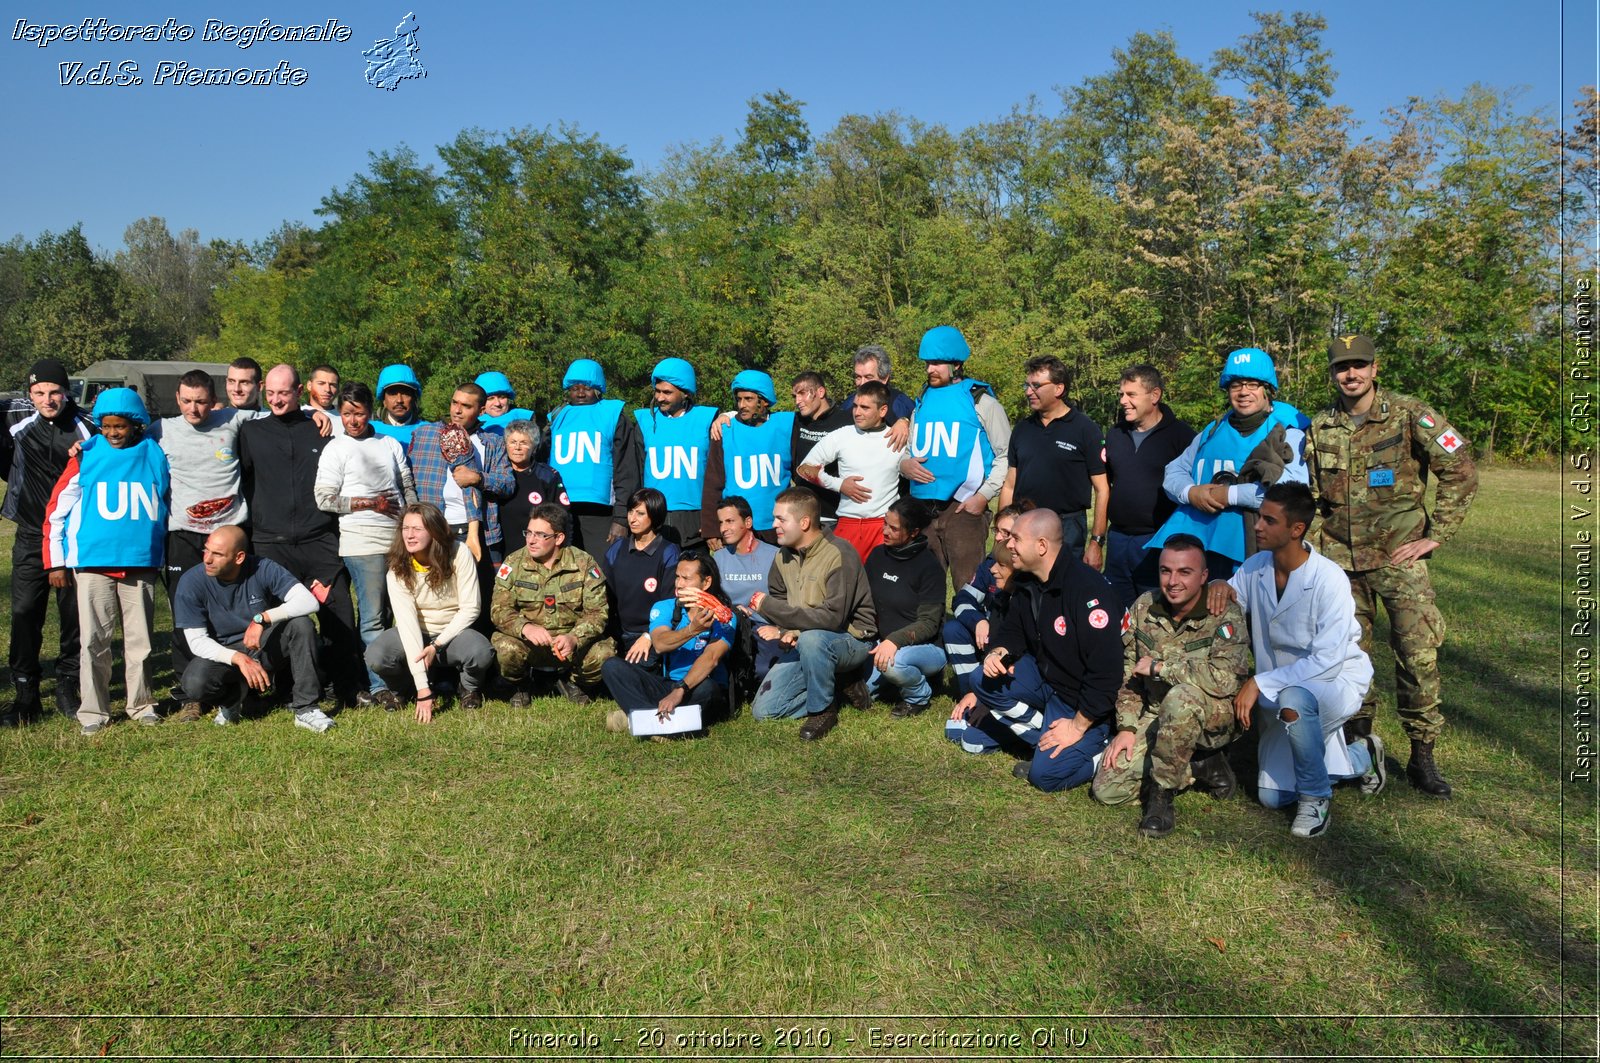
left=992, top=551, right=1125, bottom=722
left=238, top=410, right=337, bottom=543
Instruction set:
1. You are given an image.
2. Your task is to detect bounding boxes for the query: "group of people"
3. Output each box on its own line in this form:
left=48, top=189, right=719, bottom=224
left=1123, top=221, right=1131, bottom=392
left=1, top=325, right=1477, bottom=839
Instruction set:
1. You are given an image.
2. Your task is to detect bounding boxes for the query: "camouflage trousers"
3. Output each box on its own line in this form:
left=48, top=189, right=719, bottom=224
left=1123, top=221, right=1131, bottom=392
left=1347, top=561, right=1445, bottom=742
left=491, top=632, right=615, bottom=689
left=1091, top=682, right=1238, bottom=806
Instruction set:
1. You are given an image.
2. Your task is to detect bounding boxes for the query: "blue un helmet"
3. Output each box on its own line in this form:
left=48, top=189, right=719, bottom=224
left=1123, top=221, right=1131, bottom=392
left=651, top=357, right=698, bottom=395
left=918, top=325, right=972, bottom=363
left=91, top=387, right=149, bottom=426
left=376, top=363, right=422, bottom=396
left=1217, top=347, right=1279, bottom=391
left=474, top=371, right=515, bottom=398
left=729, top=369, right=776, bottom=405
left=562, top=358, right=607, bottom=395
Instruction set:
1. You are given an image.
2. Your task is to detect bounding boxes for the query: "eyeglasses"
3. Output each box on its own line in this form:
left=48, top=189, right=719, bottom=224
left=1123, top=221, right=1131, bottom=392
left=1022, top=380, right=1056, bottom=392
left=525, top=530, right=558, bottom=541
left=994, top=527, right=1016, bottom=541
left=1226, top=380, right=1267, bottom=393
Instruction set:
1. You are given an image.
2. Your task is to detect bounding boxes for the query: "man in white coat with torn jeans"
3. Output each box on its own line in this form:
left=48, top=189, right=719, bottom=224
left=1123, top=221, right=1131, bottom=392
left=1207, top=481, right=1382, bottom=838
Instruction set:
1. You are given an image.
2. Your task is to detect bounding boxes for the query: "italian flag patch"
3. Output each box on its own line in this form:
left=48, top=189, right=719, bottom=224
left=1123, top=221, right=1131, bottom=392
left=1219, top=622, right=1236, bottom=640
left=1418, top=413, right=1436, bottom=429
left=589, top=566, right=602, bottom=579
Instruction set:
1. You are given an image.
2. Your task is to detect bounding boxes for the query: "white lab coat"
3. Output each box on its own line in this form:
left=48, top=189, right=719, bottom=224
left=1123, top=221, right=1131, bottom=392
left=1228, top=543, right=1373, bottom=794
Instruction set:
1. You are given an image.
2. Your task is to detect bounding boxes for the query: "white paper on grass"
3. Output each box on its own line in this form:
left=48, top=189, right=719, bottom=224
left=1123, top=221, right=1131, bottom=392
left=628, top=704, right=703, bottom=736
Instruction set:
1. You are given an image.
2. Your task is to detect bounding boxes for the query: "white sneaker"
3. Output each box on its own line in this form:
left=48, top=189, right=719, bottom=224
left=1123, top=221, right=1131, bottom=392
left=1291, top=796, right=1332, bottom=838
left=214, top=705, right=241, bottom=727
left=604, top=709, right=630, bottom=734
left=1358, top=733, right=1387, bottom=796
left=294, top=708, right=336, bottom=734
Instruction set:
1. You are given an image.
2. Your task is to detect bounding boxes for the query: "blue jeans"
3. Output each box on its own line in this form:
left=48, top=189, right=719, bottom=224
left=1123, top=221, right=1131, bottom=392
left=1259, top=684, right=1372, bottom=807
left=1025, top=696, right=1111, bottom=793
left=946, top=655, right=1053, bottom=756
left=1105, top=530, right=1159, bottom=610
left=751, top=629, right=870, bottom=719
left=344, top=554, right=390, bottom=692
left=868, top=642, right=946, bottom=706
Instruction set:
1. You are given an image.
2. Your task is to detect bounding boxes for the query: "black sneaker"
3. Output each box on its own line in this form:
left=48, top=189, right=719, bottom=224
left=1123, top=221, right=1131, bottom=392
left=458, top=690, right=484, bottom=712
left=890, top=699, right=928, bottom=718
left=55, top=680, right=81, bottom=719
left=840, top=679, right=872, bottom=712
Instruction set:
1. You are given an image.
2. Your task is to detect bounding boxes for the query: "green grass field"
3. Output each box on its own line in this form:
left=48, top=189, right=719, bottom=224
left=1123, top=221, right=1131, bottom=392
left=0, top=466, right=1590, bottom=1060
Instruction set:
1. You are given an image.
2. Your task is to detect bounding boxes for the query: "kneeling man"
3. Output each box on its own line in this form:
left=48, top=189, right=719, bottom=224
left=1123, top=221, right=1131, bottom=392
left=749, top=487, right=876, bottom=741
left=490, top=504, right=615, bottom=706
left=1092, top=534, right=1249, bottom=835
left=970, top=508, right=1124, bottom=791
left=1212, top=482, right=1384, bottom=838
left=173, top=525, right=332, bottom=732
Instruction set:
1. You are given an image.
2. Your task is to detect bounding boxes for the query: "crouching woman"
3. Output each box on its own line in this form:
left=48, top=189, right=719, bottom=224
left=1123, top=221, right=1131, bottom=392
left=367, top=503, right=494, bottom=722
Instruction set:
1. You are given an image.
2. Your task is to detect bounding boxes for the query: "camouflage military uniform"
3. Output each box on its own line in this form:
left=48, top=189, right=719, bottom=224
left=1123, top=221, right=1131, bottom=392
left=490, top=545, right=615, bottom=688
left=1092, top=593, right=1250, bottom=807
left=1307, top=387, right=1478, bottom=742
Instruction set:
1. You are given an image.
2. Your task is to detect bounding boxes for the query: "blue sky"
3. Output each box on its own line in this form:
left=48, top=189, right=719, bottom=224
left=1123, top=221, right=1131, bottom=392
left=0, top=1, right=1589, bottom=254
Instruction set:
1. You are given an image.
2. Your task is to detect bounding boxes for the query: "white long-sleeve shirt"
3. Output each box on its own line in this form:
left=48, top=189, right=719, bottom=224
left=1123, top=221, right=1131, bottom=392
left=801, top=425, right=902, bottom=519
left=386, top=543, right=481, bottom=691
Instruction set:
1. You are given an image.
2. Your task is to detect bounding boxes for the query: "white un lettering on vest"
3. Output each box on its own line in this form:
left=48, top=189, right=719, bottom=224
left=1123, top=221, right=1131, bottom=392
left=912, top=421, right=961, bottom=458
left=732, top=454, right=783, bottom=490
left=553, top=431, right=602, bottom=465
left=96, top=481, right=160, bottom=521
left=648, top=446, right=697, bottom=480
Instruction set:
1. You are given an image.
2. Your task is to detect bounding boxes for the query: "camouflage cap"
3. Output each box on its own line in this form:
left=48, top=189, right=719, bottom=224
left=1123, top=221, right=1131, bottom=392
left=1328, top=334, right=1376, bottom=366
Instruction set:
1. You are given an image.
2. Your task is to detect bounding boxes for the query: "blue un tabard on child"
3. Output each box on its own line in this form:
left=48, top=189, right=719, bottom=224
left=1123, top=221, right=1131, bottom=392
left=1368, top=468, right=1395, bottom=487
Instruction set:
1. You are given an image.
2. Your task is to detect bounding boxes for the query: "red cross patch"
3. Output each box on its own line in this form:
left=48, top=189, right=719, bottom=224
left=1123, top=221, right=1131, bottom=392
left=559, top=491, right=570, bottom=506
left=1120, top=610, right=1130, bottom=634
left=496, top=563, right=512, bottom=581
left=644, top=577, right=658, bottom=592
left=1053, top=616, right=1067, bottom=636
left=1436, top=430, right=1463, bottom=453
left=1088, top=609, right=1109, bottom=630
left=528, top=491, right=542, bottom=504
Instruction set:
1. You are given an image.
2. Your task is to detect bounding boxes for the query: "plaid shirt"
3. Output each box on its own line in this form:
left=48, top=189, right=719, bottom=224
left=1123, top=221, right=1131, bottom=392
left=407, top=421, right=514, bottom=545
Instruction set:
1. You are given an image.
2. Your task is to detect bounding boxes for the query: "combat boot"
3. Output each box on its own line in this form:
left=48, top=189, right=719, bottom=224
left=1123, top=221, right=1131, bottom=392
left=1406, top=739, right=1453, bottom=799
left=1189, top=749, right=1237, bottom=800
left=1138, top=782, right=1176, bottom=838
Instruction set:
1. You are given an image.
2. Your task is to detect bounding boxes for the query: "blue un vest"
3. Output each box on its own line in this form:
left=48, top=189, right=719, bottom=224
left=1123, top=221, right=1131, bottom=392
left=478, top=408, right=536, bottom=437
left=371, top=419, right=421, bottom=450
left=909, top=381, right=996, bottom=502
left=634, top=405, right=719, bottom=511
left=70, top=437, right=169, bottom=568
left=721, top=412, right=795, bottom=529
left=1148, top=402, right=1306, bottom=562
left=549, top=399, right=623, bottom=506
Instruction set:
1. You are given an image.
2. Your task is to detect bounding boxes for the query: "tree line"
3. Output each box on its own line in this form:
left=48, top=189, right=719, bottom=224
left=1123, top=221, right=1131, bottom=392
left=2, top=12, right=1591, bottom=457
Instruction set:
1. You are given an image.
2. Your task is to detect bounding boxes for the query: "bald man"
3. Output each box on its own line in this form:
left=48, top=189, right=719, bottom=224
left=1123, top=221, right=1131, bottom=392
left=237, top=364, right=363, bottom=705
left=954, top=508, right=1126, bottom=792
left=171, top=525, right=333, bottom=731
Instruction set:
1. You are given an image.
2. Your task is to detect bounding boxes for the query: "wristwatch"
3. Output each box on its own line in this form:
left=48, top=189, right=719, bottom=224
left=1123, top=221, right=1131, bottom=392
left=1089, top=533, right=1107, bottom=546
left=252, top=612, right=269, bottom=626
left=672, top=681, right=689, bottom=694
